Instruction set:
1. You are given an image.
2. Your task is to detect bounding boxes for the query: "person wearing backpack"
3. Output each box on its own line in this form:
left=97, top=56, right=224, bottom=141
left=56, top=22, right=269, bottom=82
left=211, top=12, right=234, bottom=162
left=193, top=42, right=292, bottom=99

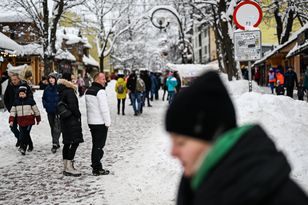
left=115, top=72, right=127, bottom=115
left=166, top=72, right=178, bottom=105
left=135, top=72, right=146, bottom=115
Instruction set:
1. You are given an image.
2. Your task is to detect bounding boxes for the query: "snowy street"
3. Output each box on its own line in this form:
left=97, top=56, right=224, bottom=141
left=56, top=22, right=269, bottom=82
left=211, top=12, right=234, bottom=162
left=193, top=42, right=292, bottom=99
left=1, top=76, right=308, bottom=204
left=0, top=80, right=181, bottom=205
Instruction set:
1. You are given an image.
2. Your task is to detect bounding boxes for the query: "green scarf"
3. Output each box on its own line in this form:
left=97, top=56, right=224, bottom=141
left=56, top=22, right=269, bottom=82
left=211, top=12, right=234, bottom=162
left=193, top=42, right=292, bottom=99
left=191, top=124, right=253, bottom=191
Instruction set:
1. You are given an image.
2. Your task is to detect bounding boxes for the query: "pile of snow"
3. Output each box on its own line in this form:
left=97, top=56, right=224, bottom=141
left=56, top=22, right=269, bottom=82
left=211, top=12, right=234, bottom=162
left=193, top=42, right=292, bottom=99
left=166, top=62, right=218, bottom=78
left=20, top=43, right=43, bottom=56
left=0, top=12, right=32, bottom=23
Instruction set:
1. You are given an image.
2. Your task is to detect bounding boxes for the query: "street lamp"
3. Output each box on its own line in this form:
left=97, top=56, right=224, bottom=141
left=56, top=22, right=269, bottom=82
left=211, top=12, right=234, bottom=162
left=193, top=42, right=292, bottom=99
left=150, top=6, right=187, bottom=64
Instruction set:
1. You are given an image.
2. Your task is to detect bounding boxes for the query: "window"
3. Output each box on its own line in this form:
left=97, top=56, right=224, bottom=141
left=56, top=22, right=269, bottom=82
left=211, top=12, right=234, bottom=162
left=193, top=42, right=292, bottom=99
left=204, top=29, right=208, bottom=38
left=199, top=49, right=202, bottom=63
left=199, top=33, right=202, bottom=47
left=204, top=45, right=208, bottom=55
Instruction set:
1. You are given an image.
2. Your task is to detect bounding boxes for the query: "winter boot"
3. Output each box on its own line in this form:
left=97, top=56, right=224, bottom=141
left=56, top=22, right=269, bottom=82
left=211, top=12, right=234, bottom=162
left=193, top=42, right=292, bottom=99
left=18, top=147, right=26, bottom=155
left=63, top=159, right=68, bottom=173
left=92, top=168, right=110, bottom=176
left=51, top=144, right=58, bottom=153
left=63, top=160, right=81, bottom=177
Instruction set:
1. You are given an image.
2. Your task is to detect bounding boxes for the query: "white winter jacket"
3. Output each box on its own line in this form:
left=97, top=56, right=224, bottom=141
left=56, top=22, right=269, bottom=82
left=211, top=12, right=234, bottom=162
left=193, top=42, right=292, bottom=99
left=85, top=82, right=111, bottom=126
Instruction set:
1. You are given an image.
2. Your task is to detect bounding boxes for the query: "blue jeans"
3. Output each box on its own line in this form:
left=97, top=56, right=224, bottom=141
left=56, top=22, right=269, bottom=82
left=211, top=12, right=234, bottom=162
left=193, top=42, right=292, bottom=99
left=131, top=92, right=142, bottom=114
left=10, top=117, right=21, bottom=141
left=168, top=91, right=176, bottom=105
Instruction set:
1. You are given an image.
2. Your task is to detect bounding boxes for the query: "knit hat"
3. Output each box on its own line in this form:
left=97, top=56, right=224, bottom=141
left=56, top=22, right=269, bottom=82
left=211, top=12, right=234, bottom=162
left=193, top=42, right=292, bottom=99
left=18, top=86, right=28, bottom=94
left=62, top=72, right=72, bottom=81
left=48, top=72, right=58, bottom=80
left=165, top=71, right=237, bottom=142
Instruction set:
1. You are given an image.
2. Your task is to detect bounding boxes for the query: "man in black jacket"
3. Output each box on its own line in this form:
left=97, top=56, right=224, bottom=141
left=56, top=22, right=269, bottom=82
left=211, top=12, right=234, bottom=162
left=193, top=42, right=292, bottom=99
left=165, top=71, right=308, bottom=205
left=284, top=66, right=298, bottom=98
left=4, top=73, right=33, bottom=147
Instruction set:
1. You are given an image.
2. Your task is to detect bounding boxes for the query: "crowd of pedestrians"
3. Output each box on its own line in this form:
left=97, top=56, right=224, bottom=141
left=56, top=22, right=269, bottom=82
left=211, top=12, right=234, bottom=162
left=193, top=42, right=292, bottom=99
left=2, top=68, right=180, bottom=177
left=268, top=66, right=308, bottom=101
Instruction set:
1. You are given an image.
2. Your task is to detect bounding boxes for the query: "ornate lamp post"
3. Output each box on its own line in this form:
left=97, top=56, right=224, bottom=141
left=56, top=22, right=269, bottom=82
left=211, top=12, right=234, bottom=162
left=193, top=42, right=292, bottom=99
left=150, top=6, right=187, bottom=64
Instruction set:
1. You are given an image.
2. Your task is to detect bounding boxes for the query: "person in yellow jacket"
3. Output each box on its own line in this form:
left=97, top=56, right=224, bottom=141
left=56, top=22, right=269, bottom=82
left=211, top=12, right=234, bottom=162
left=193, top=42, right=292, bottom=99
left=115, top=73, right=127, bottom=115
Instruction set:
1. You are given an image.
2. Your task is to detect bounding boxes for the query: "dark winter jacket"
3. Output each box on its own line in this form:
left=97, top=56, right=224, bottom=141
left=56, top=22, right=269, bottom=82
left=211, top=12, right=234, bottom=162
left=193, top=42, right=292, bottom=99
left=42, top=84, right=59, bottom=114
left=284, top=70, right=298, bottom=89
left=127, top=74, right=137, bottom=93
left=57, top=79, right=83, bottom=144
left=275, top=84, right=285, bottom=96
left=9, top=96, right=41, bottom=127
left=141, top=73, right=151, bottom=92
left=4, top=80, right=33, bottom=112
left=176, top=125, right=308, bottom=205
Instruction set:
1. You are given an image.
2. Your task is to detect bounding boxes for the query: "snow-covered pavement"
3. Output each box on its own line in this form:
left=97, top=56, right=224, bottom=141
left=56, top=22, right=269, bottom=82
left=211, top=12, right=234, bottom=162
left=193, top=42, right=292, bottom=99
left=1, top=77, right=308, bottom=204
left=0, top=81, right=181, bottom=205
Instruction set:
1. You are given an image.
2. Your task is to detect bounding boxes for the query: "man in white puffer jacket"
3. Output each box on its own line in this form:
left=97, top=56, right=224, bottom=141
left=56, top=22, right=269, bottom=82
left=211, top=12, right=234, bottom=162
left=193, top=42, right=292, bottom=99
left=85, top=72, right=111, bottom=176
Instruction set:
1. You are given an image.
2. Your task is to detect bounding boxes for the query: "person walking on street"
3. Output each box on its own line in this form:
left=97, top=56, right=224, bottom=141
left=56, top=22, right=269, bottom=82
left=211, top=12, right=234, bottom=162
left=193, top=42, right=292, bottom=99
left=115, top=72, right=127, bottom=115
left=57, top=73, right=84, bottom=177
left=268, top=68, right=276, bottom=94
left=42, top=72, right=61, bottom=153
left=166, top=72, right=178, bottom=104
left=85, top=72, right=111, bottom=176
left=4, top=73, right=33, bottom=147
left=9, top=86, right=40, bottom=155
left=165, top=70, right=308, bottom=205
left=284, top=66, right=298, bottom=98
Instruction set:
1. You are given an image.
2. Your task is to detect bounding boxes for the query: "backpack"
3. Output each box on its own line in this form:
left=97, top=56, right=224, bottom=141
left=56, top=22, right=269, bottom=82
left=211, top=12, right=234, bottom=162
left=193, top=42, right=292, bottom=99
left=117, top=84, right=124, bottom=94
left=136, top=78, right=145, bottom=92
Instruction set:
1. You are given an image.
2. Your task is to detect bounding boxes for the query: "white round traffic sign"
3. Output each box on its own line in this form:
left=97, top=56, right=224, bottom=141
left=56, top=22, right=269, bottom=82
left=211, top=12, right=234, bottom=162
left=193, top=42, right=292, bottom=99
left=233, top=1, right=262, bottom=30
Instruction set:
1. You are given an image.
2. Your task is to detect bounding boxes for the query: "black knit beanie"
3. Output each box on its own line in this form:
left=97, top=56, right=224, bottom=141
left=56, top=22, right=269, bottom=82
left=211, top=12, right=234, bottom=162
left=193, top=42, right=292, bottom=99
left=62, top=72, right=72, bottom=81
left=165, top=71, right=237, bottom=142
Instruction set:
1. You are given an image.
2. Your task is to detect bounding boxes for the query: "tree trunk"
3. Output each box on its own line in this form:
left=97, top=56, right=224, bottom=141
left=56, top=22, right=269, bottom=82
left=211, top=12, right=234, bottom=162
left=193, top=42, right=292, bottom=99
left=218, top=1, right=236, bottom=81
left=100, top=56, right=104, bottom=72
left=273, top=1, right=283, bottom=44
left=43, top=0, right=50, bottom=76
left=280, top=5, right=294, bottom=44
left=211, top=5, right=224, bottom=73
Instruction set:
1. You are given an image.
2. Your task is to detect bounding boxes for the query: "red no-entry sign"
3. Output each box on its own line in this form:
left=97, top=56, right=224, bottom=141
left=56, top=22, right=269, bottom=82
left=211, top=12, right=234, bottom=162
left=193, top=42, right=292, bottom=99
left=233, top=0, right=263, bottom=30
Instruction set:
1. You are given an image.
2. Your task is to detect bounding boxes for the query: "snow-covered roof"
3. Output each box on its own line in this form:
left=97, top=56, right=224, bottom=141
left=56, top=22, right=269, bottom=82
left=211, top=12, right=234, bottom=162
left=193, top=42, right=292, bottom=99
left=254, top=23, right=308, bottom=65
left=19, top=43, right=43, bottom=56
left=55, top=49, right=76, bottom=61
left=0, top=12, right=33, bottom=23
left=286, top=40, right=308, bottom=58
left=56, top=27, right=91, bottom=49
left=83, top=54, right=99, bottom=67
left=0, top=32, right=21, bottom=51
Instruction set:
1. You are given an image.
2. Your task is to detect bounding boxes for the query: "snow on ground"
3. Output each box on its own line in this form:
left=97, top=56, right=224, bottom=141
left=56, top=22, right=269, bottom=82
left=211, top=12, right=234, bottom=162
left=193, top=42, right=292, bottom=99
left=1, top=73, right=308, bottom=204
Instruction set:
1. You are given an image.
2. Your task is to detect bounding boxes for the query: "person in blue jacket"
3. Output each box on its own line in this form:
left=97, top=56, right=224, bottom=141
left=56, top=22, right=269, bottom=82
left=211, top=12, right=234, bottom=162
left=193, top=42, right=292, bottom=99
left=166, top=72, right=178, bottom=104
left=42, top=72, right=61, bottom=153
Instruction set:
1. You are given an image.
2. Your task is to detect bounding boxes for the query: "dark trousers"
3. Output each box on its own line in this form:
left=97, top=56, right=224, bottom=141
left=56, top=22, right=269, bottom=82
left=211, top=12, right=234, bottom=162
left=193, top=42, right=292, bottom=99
left=63, top=143, right=79, bottom=160
left=47, top=113, right=61, bottom=145
left=19, top=125, right=32, bottom=150
left=142, top=91, right=151, bottom=106
left=286, top=87, right=294, bottom=98
left=10, top=117, right=20, bottom=141
left=117, top=99, right=126, bottom=114
left=89, top=124, right=108, bottom=170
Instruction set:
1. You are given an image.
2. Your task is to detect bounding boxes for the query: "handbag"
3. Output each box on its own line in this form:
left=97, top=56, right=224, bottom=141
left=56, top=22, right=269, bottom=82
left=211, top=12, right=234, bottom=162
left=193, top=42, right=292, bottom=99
left=57, top=100, right=72, bottom=118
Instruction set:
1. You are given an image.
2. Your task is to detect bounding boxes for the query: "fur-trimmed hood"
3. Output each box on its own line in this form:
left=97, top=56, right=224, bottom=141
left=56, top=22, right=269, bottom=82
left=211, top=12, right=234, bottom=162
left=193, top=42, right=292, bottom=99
left=57, top=79, right=77, bottom=90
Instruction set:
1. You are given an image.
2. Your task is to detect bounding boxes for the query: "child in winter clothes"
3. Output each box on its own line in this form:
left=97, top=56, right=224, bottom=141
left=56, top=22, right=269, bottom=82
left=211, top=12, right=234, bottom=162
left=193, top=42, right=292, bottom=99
left=297, top=82, right=306, bottom=101
left=275, top=80, right=285, bottom=95
left=9, top=86, right=41, bottom=155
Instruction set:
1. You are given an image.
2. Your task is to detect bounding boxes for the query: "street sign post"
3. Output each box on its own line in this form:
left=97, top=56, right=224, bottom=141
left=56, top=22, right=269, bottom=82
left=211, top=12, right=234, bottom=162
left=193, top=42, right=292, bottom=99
left=233, top=0, right=263, bottom=92
left=234, top=30, right=262, bottom=62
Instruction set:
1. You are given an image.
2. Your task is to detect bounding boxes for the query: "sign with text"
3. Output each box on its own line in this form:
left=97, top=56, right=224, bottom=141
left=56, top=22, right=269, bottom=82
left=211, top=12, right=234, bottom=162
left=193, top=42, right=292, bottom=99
left=234, top=30, right=262, bottom=61
left=233, top=0, right=262, bottom=30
